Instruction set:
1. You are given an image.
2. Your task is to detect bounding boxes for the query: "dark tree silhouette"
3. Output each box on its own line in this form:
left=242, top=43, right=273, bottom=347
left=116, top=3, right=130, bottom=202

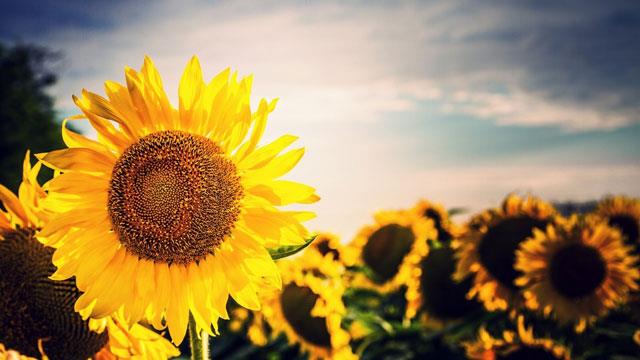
left=0, top=42, right=65, bottom=192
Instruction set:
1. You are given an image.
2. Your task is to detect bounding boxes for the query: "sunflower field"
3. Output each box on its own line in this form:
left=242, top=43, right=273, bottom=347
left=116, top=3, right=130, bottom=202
left=0, top=56, right=639, bottom=360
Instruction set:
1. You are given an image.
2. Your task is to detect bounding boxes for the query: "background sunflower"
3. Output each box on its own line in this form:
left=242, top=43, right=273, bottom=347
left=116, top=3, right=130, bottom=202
left=257, top=257, right=356, bottom=360
left=516, top=216, right=640, bottom=332
left=346, top=210, right=434, bottom=293
left=453, top=194, right=559, bottom=311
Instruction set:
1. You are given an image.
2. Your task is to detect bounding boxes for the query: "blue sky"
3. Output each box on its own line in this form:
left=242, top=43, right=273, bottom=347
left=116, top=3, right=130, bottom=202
left=2, top=0, right=639, bottom=237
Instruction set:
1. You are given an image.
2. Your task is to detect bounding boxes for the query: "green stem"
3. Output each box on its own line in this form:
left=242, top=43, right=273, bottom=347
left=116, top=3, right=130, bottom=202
left=189, top=314, right=210, bottom=360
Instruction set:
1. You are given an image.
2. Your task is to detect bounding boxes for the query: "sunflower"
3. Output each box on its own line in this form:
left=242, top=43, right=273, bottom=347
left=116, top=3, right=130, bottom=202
left=404, top=242, right=480, bottom=322
left=307, top=232, right=344, bottom=262
left=515, top=216, right=639, bottom=332
left=595, top=196, right=640, bottom=254
left=464, top=316, right=571, bottom=360
left=411, top=199, right=459, bottom=242
left=347, top=210, right=434, bottom=292
left=0, top=153, right=178, bottom=360
left=453, top=194, right=557, bottom=311
left=35, top=56, right=319, bottom=344
left=257, top=257, right=356, bottom=360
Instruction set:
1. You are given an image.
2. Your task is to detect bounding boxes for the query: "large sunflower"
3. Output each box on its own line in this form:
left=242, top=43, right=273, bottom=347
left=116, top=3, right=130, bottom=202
left=257, top=257, right=356, bottom=359
left=0, top=153, right=178, bottom=360
left=595, top=196, right=640, bottom=254
left=464, top=316, right=571, bottom=360
left=36, top=56, right=318, bottom=344
left=404, top=242, right=480, bottom=322
left=515, top=216, right=639, bottom=332
left=453, top=194, right=557, bottom=311
left=411, top=199, right=459, bottom=242
left=346, top=210, right=434, bottom=292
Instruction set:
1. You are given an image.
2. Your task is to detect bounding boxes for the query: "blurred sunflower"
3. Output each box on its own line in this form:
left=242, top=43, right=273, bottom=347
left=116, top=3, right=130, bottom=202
left=404, top=243, right=480, bottom=322
left=36, top=56, right=318, bottom=343
left=515, top=217, right=639, bottom=332
left=464, top=316, right=571, bottom=360
left=257, top=258, right=356, bottom=359
left=453, top=194, right=557, bottom=311
left=307, top=232, right=344, bottom=262
left=595, top=196, right=640, bottom=253
left=0, top=153, right=178, bottom=360
left=347, top=210, right=434, bottom=292
left=411, top=199, right=459, bottom=242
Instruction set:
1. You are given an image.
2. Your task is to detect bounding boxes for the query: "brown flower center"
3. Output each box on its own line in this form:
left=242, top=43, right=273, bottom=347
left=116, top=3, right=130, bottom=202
left=280, top=284, right=332, bottom=348
left=549, top=243, right=607, bottom=299
left=108, top=130, right=243, bottom=264
left=0, top=228, right=108, bottom=359
left=478, top=216, right=549, bottom=290
left=362, top=224, right=415, bottom=284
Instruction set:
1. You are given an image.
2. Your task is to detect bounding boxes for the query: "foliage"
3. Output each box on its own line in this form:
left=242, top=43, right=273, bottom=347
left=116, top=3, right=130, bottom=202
left=0, top=42, right=65, bottom=192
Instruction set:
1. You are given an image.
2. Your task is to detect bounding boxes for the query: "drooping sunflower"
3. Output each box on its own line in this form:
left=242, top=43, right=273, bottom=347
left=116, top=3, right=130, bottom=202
left=515, top=216, right=639, bottom=332
left=594, top=196, right=640, bottom=254
left=453, top=194, right=557, bottom=311
left=36, top=56, right=319, bottom=343
left=404, top=242, right=481, bottom=322
left=347, top=210, right=434, bottom=292
left=464, top=316, right=571, bottom=360
left=0, top=153, right=178, bottom=360
left=257, top=257, right=356, bottom=360
left=411, top=199, right=459, bottom=242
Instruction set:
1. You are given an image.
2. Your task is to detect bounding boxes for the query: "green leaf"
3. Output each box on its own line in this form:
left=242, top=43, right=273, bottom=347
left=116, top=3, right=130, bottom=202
left=268, top=235, right=316, bottom=260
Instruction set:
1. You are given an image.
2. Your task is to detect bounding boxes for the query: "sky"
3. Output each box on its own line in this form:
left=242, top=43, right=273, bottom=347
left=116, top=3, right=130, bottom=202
left=2, top=0, right=639, bottom=239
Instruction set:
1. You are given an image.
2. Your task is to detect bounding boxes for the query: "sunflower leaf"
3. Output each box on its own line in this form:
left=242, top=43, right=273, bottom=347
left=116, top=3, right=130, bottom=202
left=268, top=235, right=316, bottom=260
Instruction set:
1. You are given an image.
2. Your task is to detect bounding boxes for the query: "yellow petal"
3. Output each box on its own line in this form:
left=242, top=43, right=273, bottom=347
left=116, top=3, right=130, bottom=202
left=38, top=148, right=115, bottom=174
left=247, top=180, right=317, bottom=206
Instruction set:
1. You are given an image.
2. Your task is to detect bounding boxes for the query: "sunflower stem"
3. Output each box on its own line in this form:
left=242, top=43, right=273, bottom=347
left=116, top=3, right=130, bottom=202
left=189, top=314, right=210, bottom=360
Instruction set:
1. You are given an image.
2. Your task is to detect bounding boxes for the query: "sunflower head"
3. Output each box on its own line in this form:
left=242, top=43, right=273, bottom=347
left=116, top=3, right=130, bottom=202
left=453, top=194, right=558, bottom=311
left=259, top=258, right=356, bottom=360
left=347, top=210, right=434, bottom=292
left=411, top=199, right=458, bottom=242
left=464, top=316, right=571, bottom=360
left=516, top=216, right=640, bottom=332
left=595, top=196, right=640, bottom=254
left=405, top=243, right=481, bottom=321
left=36, top=56, right=318, bottom=343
